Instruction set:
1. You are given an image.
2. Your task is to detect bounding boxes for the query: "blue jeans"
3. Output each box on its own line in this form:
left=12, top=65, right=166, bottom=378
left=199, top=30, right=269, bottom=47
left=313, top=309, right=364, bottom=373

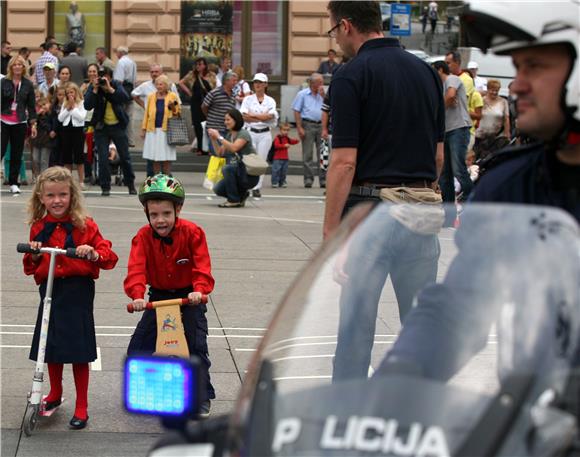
left=440, top=126, right=472, bottom=202
left=271, top=159, right=288, bottom=185
left=333, top=203, right=441, bottom=382
left=213, top=162, right=258, bottom=203
left=95, top=124, right=135, bottom=190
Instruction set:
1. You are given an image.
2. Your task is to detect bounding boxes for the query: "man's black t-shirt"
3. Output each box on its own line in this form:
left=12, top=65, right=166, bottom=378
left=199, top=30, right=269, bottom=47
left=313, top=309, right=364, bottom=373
left=330, top=38, right=445, bottom=184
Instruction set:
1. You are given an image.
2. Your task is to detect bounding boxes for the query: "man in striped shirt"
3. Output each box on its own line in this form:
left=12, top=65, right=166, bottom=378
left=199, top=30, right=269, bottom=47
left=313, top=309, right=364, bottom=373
left=35, top=42, right=59, bottom=85
left=202, top=70, right=237, bottom=154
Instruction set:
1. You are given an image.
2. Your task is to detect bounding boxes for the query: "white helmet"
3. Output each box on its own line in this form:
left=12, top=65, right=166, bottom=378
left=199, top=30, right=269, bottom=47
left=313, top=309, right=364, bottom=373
left=462, top=1, right=579, bottom=124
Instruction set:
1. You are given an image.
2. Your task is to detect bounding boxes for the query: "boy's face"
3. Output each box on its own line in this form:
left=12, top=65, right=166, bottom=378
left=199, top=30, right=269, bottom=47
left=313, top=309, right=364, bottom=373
left=280, top=127, right=289, bottom=136
left=146, top=200, right=181, bottom=238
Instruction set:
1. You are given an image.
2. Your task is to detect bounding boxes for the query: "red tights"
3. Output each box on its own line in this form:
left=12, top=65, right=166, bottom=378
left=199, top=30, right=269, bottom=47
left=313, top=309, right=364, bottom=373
left=44, top=363, right=89, bottom=420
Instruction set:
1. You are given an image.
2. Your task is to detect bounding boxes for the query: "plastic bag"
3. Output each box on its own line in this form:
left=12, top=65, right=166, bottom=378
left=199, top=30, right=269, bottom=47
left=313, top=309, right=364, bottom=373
left=203, top=155, right=226, bottom=190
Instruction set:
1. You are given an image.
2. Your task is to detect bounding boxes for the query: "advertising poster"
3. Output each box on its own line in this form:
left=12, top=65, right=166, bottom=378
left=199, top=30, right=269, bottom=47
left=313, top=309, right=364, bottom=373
left=181, top=1, right=233, bottom=76
left=52, top=1, right=106, bottom=55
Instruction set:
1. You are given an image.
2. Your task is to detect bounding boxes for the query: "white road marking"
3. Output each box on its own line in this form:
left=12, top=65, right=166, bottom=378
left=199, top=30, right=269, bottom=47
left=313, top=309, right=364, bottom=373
left=274, top=375, right=331, bottom=381
left=0, top=324, right=266, bottom=331
left=271, top=354, right=334, bottom=363
left=0, top=345, right=29, bottom=348
left=91, top=347, right=102, bottom=371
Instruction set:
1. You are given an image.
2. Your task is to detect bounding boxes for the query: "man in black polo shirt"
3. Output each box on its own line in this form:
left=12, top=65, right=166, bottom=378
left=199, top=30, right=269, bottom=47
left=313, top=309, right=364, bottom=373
left=324, top=1, right=445, bottom=381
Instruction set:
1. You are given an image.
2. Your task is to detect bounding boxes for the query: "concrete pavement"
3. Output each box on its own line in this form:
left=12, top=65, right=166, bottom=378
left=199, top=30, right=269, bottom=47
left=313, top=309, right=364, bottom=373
left=1, top=171, right=325, bottom=457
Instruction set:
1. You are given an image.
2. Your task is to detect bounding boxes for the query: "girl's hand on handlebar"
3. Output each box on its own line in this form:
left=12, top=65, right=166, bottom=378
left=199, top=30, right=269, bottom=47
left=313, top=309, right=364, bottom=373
left=131, top=298, right=146, bottom=312
left=29, top=241, right=43, bottom=261
left=188, top=292, right=203, bottom=305
left=75, top=244, right=99, bottom=261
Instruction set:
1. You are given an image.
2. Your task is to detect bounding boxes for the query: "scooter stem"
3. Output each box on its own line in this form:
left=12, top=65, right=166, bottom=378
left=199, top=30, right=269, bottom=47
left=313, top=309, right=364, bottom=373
left=29, top=250, right=58, bottom=406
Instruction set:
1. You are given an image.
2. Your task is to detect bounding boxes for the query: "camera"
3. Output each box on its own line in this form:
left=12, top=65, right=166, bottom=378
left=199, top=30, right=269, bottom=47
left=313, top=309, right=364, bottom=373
left=98, top=69, right=106, bottom=78
left=98, top=77, right=107, bottom=86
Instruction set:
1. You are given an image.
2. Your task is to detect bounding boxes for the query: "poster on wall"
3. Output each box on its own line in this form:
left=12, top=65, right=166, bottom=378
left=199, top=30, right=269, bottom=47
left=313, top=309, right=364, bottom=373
left=181, top=1, right=233, bottom=76
left=52, top=1, right=106, bottom=56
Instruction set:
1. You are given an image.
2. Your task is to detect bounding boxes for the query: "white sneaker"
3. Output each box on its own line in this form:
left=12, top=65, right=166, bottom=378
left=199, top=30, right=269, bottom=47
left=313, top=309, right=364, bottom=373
left=10, top=185, right=21, bottom=194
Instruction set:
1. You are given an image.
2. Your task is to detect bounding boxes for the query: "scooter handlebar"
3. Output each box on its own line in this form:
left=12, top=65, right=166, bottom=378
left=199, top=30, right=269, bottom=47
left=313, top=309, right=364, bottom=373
left=17, top=243, right=39, bottom=254
left=127, top=295, right=208, bottom=313
left=17, top=243, right=83, bottom=259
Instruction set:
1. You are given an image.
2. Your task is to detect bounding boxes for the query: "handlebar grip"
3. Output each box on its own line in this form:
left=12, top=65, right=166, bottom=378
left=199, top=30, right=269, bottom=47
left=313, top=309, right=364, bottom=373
left=17, top=243, right=38, bottom=254
left=127, top=303, right=135, bottom=313
left=201, top=294, right=208, bottom=304
left=66, top=247, right=81, bottom=258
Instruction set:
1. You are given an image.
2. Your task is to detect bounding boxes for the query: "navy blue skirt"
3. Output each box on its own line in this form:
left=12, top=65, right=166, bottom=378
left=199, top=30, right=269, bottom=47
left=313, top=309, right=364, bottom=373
left=29, top=276, right=97, bottom=363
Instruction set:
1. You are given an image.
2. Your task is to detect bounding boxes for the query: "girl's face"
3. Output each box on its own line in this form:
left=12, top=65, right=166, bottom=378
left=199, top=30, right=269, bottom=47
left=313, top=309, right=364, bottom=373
left=40, top=181, right=71, bottom=219
left=56, top=89, right=66, bottom=103
left=59, top=68, right=71, bottom=82
left=224, top=113, right=235, bottom=131
left=66, top=88, right=77, bottom=99
left=87, top=66, right=98, bottom=80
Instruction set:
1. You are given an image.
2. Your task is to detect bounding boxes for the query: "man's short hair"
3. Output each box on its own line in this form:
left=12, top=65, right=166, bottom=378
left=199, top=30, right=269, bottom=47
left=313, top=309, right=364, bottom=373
left=65, top=42, right=78, bottom=54
left=96, top=47, right=106, bottom=54
left=328, top=49, right=337, bottom=55
left=116, top=46, right=129, bottom=55
left=150, top=63, right=163, bottom=72
left=432, top=61, right=450, bottom=75
left=327, top=1, right=382, bottom=34
left=309, top=72, right=324, bottom=83
left=18, top=47, right=29, bottom=55
left=100, top=66, right=114, bottom=78
left=46, top=42, right=58, bottom=51
left=446, top=51, right=461, bottom=65
left=1, top=41, right=11, bottom=47
left=222, top=70, right=237, bottom=84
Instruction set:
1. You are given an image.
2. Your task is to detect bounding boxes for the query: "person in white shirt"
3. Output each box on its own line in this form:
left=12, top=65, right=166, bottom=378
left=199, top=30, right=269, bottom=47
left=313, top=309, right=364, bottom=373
left=215, top=56, right=231, bottom=88
left=38, top=62, right=59, bottom=97
left=131, top=63, right=181, bottom=177
left=58, top=82, right=87, bottom=187
left=131, top=63, right=181, bottom=109
left=113, top=46, right=137, bottom=146
left=467, top=61, right=488, bottom=95
left=240, top=73, right=278, bottom=198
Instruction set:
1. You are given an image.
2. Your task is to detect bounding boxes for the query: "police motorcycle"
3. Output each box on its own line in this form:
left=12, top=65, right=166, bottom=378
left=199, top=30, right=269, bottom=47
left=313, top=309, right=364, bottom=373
left=124, top=202, right=580, bottom=456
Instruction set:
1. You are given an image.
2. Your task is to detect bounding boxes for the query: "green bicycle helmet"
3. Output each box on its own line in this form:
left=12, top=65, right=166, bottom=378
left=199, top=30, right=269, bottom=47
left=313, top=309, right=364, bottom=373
left=138, top=174, right=185, bottom=206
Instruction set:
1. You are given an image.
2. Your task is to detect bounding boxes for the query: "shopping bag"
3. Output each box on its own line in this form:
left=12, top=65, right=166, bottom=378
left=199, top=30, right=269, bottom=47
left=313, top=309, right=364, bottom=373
left=166, top=115, right=191, bottom=146
left=203, top=155, right=226, bottom=190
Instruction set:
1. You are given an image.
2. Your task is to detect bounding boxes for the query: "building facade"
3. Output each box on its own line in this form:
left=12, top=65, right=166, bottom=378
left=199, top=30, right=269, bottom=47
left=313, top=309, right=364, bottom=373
left=1, top=0, right=337, bottom=101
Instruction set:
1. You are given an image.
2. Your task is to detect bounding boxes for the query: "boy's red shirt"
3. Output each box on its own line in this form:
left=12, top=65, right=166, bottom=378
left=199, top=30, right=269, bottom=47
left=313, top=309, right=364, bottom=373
left=23, top=214, right=118, bottom=285
left=273, top=134, right=299, bottom=161
left=124, top=218, right=215, bottom=300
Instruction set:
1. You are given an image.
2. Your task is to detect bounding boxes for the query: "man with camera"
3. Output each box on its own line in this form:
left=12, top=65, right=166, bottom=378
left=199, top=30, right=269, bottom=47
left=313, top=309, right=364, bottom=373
left=84, top=66, right=136, bottom=196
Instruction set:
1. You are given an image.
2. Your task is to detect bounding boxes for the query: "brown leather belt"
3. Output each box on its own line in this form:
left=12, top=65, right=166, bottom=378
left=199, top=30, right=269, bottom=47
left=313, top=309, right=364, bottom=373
left=350, top=181, right=433, bottom=198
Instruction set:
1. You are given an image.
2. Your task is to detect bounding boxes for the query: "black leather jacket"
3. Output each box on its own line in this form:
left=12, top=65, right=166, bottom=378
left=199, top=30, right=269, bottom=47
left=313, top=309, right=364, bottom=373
left=0, top=77, right=37, bottom=124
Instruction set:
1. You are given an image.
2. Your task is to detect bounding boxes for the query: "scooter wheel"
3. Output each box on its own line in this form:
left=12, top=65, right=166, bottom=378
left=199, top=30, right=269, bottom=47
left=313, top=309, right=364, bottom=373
left=22, top=404, right=38, bottom=437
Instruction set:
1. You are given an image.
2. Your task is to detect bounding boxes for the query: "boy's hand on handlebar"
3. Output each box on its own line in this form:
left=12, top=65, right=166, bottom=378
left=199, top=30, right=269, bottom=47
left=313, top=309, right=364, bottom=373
left=131, top=299, right=146, bottom=312
left=188, top=292, right=203, bottom=305
left=75, top=244, right=99, bottom=261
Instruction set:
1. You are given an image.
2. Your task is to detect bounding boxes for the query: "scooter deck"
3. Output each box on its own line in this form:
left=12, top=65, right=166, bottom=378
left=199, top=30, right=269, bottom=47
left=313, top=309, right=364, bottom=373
left=155, top=305, right=189, bottom=357
left=39, top=398, right=64, bottom=417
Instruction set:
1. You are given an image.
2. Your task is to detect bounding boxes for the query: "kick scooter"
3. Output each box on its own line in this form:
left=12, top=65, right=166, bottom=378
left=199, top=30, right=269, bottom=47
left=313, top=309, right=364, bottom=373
left=127, top=296, right=208, bottom=358
left=16, top=243, right=83, bottom=436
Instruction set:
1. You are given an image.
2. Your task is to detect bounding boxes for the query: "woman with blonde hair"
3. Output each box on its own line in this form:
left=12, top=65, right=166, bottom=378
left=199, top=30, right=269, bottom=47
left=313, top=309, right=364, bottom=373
left=141, top=74, right=180, bottom=175
left=1, top=55, right=37, bottom=194
left=232, top=65, right=251, bottom=109
left=474, top=79, right=511, bottom=159
left=58, top=82, right=87, bottom=188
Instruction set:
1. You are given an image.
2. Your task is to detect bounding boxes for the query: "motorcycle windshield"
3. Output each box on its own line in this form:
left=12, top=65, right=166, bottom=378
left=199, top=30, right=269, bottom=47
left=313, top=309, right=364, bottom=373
left=232, top=203, right=579, bottom=457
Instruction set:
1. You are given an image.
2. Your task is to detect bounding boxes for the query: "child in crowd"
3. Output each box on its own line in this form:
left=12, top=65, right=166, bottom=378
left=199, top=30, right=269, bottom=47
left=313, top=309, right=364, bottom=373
left=271, top=122, right=299, bottom=188
left=48, top=84, right=66, bottom=167
left=30, top=92, right=53, bottom=182
left=23, top=167, right=118, bottom=430
left=124, top=174, right=216, bottom=417
left=58, top=83, right=87, bottom=188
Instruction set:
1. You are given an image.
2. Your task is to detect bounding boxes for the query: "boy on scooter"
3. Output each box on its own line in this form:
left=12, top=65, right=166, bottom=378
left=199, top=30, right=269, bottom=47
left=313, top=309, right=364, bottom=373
left=124, top=173, right=215, bottom=417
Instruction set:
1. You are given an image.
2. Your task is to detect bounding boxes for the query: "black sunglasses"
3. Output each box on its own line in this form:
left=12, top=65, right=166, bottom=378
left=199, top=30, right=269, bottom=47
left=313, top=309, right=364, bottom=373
left=327, top=18, right=351, bottom=38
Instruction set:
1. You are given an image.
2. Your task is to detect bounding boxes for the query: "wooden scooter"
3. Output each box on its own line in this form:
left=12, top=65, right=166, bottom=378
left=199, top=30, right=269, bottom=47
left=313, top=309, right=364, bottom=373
left=127, top=296, right=208, bottom=357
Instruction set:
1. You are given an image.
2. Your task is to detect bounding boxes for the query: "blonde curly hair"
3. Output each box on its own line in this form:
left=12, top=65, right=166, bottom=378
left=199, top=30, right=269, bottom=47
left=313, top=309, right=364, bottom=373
left=27, top=167, right=88, bottom=229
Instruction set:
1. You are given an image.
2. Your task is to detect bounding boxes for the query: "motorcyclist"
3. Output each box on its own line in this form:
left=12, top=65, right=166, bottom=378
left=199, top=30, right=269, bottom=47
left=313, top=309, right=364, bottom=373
left=376, top=0, right=580, bottom=380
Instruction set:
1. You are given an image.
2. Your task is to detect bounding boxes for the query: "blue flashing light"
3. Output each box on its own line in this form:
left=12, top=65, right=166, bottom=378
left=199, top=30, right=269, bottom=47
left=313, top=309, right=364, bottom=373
left=124, top=356, right=197, bottom=417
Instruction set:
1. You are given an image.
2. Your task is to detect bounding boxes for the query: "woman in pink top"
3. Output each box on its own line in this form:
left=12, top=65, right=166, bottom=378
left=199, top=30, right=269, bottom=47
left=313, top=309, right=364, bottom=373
left=1, top=55, right=37, bottom=193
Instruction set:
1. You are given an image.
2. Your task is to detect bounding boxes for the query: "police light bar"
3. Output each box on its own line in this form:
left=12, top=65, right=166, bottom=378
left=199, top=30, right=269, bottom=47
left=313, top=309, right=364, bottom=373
left=124, top=356, right=200, bottom=417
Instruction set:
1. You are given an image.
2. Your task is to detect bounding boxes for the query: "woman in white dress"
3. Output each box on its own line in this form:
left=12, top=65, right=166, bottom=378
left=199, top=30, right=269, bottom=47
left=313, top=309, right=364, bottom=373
left=141, top=75, right=180, bottom=175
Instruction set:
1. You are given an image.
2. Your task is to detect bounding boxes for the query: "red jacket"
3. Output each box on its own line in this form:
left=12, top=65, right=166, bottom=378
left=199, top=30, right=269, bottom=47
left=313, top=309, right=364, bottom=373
left=23, top=215, right=118, bottom=285
left=273, top=134, right=299, bottom=161
left=124, top=218, right=215, bottom=300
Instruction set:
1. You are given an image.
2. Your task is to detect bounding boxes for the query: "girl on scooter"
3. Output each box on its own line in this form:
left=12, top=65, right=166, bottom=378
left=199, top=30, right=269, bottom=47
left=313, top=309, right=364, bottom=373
left=23, top=166, right=118, bottom=430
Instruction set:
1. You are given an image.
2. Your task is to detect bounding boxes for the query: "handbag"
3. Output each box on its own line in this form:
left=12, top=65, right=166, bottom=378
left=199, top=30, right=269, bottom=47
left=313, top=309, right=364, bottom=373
left=166, top=115, right=191, bottom=146
left=241, top=152, right=268, bottom=176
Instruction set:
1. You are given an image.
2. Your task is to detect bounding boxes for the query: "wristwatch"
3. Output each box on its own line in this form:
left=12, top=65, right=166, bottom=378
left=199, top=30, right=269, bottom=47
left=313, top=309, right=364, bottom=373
left=218, top=136, right=225, bottom=142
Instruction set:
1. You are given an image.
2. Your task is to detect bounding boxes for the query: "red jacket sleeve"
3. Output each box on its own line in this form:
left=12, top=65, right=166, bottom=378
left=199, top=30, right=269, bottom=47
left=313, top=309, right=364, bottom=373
left=86, top=219, right=118, bottom=270
left=191, top=226, right=214, bottom=295
left=274, top=136, right=285, bottom=149
left=23, top=222, right=42, bottom=276
left=124, top=231, right=148, bottom=300
left=289, top=137, right=300, bottom=145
